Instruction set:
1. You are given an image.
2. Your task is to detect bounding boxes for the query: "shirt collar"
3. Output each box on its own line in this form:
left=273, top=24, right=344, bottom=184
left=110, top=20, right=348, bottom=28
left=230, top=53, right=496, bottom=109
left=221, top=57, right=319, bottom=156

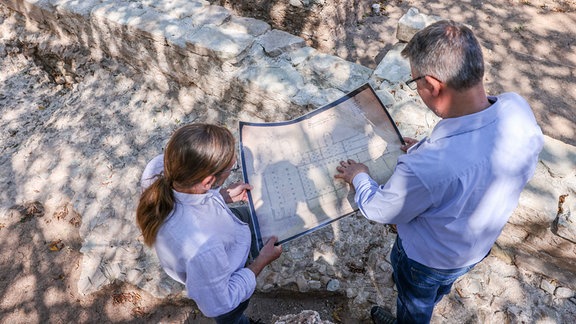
left=172, top=188, right=224, bottom=206
left=428, top=96, right=499, bottom=142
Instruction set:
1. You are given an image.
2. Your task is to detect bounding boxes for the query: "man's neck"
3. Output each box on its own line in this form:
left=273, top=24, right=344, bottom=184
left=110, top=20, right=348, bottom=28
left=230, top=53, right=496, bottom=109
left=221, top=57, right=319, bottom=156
left=442, top=84, right=491, bottom=118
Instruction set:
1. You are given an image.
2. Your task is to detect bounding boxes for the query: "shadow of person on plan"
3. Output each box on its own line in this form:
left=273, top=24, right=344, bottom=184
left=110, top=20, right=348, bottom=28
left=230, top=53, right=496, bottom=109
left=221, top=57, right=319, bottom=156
left=239, top=147, right=306, bottom=250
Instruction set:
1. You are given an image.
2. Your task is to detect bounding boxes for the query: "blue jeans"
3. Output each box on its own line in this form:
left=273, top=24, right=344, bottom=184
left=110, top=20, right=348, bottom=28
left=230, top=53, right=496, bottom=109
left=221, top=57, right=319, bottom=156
left=214, top=299, right=250, bottom=324
left=391, top=237, right=478, bottom=324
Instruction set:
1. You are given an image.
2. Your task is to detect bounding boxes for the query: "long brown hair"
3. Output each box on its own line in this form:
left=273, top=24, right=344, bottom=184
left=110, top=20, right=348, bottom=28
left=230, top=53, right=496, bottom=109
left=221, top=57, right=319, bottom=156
left=136, top=124, right=236, bottom=246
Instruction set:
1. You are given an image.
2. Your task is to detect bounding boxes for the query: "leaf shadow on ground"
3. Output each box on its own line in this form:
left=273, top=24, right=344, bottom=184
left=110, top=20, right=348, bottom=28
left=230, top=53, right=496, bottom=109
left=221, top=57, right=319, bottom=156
left=1, top=1, right=576, bottom=323
left=214, top=0, right=576, bottom=146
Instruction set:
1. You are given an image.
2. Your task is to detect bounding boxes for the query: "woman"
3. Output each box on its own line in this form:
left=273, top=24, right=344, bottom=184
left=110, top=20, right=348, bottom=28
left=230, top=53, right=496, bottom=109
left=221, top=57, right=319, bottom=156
left=137, top=123, right=282, bottom=323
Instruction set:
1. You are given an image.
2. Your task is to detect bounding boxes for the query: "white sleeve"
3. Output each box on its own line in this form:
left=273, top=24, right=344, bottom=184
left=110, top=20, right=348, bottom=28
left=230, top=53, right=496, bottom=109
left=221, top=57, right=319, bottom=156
left=140, top=154, right=164, bottom=191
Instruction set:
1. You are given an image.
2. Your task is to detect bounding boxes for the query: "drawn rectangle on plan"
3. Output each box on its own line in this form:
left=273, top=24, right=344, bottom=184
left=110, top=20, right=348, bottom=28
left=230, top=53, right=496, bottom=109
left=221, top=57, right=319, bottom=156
left=239, top=83, right=404, bottom=249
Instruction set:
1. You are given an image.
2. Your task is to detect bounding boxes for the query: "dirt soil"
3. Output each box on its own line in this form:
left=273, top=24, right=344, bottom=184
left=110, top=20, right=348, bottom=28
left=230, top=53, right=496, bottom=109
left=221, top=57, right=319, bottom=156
left=1, top=1, right=575, bottom=323
left=211, top=0, right=576, bottom=146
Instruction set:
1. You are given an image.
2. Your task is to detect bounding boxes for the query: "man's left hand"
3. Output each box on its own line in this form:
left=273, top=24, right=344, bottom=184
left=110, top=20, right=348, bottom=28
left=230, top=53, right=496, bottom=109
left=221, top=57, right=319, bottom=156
left=335, top=159, right=369, bottom=184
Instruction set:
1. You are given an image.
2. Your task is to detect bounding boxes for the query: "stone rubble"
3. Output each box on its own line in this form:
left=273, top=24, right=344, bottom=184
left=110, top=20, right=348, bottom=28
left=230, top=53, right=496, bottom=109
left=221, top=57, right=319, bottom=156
left=272, top=310, right=333, bottom=324
left=0, top=0, right=574, bottom=322
left=395, top=7, right=442, bottom=43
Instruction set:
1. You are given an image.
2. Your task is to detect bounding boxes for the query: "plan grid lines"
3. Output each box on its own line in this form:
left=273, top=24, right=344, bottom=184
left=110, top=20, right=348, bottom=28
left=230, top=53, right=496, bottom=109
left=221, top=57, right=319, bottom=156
left=239, top=84, right=404, bottom=248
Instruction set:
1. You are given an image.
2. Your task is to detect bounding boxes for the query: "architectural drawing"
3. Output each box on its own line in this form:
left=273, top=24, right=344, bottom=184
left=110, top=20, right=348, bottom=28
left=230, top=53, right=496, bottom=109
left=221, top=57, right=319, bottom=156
left=240, top=84, right=404, bottom=248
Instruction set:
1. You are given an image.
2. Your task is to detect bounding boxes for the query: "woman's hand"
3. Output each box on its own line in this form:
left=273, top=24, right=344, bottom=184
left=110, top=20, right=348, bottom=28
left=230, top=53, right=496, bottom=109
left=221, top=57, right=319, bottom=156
left=248, top=236, right=282, bottom=276
left=220, top=182, right=253, bottom=203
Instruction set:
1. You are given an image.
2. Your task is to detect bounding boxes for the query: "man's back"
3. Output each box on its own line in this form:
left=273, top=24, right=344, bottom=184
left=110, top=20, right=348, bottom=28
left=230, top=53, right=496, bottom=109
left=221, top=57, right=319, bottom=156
left=397, top=92, right=544, bottom=269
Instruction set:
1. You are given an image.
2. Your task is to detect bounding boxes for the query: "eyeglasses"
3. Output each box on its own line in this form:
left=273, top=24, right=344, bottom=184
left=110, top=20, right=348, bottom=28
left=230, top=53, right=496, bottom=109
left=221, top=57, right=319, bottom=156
left=219, top=163, right=240, bottom=174
left=229, top=163, right=241, bottom=173
left=405, top=75, right=426, bottom=90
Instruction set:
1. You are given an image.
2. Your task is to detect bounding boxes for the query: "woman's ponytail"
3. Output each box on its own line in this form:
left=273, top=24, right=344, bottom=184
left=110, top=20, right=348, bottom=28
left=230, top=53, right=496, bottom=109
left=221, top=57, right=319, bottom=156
left=136, top=175, right=174, bottom=246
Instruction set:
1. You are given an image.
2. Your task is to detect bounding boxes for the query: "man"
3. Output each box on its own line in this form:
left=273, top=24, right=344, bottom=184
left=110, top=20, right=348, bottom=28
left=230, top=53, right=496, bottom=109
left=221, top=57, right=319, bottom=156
left=335, top=20, right=543, bottom=323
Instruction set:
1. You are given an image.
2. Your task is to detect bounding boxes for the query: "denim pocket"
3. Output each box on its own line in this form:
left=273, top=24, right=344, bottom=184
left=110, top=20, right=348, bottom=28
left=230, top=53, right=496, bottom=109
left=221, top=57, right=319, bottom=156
left=408, top=258, right=471, bottom=287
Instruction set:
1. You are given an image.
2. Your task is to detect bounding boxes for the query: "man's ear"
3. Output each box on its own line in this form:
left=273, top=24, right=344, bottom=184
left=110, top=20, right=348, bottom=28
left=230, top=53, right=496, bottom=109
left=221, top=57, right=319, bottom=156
left=425, top=75, right=443, bottom=97
left=201, top=175, right=216, bottom=190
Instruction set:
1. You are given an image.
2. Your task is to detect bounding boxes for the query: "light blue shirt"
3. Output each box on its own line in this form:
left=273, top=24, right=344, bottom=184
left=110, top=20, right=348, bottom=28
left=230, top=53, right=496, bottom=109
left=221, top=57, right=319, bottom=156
left=141, top=155, right=255, bottom=317
left=353, top=93, right=543, bottom=269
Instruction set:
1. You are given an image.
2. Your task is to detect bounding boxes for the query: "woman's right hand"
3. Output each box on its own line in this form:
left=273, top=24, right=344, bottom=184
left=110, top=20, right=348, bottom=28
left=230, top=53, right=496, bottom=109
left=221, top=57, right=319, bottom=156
left=220, top=182, right=253, bottom=203
left=247, top=236, right=282, bottom=276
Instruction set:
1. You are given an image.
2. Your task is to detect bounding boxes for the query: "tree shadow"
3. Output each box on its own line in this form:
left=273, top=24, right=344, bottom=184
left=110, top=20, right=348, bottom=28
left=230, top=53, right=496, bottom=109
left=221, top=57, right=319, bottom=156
left=1, top=0, right=575, bottom=323
left=211, top=0, right=576, bottom=146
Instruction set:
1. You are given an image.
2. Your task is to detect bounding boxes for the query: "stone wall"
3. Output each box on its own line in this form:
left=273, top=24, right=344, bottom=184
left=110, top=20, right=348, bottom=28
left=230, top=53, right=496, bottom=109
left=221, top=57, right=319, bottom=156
left=1, top=0, right=574, bottom=321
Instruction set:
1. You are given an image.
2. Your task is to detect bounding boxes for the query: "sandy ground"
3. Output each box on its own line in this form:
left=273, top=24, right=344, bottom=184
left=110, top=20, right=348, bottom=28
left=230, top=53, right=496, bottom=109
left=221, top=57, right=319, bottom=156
left=1, top=1, right=575, bottom=323
left=213, top=0, right=576, bottom=147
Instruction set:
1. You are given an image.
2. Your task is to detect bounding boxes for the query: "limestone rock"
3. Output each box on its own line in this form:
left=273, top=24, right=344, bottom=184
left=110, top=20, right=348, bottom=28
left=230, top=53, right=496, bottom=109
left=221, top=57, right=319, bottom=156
left=396, top=7, right=442, bottom=43
left=258, top=29, right=306, bottom=57
left=272, top=310, right=333, bottom=324
left=372, top=43, right=410, bottom=84
left=540, top=278, right=557, bottom=295
left=539, top=136, right=576, bottom=178
left=326, top=279, right=340, bottom=292
left=552, top=194, right=576, bottom=243
left=556, top=286, right=575, bottom=299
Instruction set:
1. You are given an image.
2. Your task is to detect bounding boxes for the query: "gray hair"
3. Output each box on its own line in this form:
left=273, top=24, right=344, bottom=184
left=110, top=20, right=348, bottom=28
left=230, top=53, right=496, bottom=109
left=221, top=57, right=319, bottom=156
left=401, top=20, right=484, bottom=91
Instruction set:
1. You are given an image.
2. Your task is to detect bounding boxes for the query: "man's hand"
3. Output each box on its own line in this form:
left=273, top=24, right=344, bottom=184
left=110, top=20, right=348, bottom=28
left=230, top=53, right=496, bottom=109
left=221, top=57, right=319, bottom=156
left=248, top=236, right=282, bottom=276
left=220, top=182, right=253, bottom=204
left=334, top=159, right=369, bottom=185
left=401, top=137, right=419, bottom=152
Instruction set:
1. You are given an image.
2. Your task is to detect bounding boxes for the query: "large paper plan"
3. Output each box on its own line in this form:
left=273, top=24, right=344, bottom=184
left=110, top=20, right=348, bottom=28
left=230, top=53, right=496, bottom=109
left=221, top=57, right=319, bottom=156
left=239, top=83, right=404, bottom=249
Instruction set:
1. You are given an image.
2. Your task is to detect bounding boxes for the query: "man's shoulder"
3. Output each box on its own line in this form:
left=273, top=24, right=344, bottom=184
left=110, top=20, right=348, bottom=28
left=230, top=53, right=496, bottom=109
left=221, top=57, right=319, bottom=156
left=495, top=92, right=530, bottom=108
left=497, top=92, right=524, bottom=99
left=495, top=92, right=540, bottom=130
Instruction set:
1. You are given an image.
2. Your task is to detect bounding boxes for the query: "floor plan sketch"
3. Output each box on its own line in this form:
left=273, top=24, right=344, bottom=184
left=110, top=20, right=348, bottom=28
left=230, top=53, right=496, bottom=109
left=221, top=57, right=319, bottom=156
left=239, top=83, right=405, bottom=249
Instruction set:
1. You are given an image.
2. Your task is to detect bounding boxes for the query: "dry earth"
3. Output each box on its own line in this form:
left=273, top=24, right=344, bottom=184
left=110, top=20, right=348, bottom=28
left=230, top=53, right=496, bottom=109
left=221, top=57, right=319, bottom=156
left=210, top=0, right=576, bottom=147
left=1, top=0, right=575, bottom=323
